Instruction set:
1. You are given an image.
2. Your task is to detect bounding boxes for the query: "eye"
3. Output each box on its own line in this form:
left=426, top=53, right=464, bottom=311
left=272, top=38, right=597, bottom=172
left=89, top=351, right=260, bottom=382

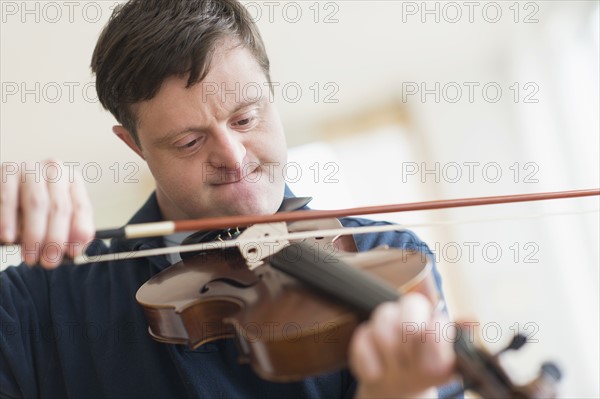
left=231, top=111, right=258, bottom=130
left=236, top=118, right=252, bottom=126
left=174, top=136, right=203, bottom=153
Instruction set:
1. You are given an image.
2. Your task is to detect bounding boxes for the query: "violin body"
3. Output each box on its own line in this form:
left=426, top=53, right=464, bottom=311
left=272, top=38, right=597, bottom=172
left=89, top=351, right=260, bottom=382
left=136, top=219, right=440, bottom=381
left=136, top=218, right=561, bottom=396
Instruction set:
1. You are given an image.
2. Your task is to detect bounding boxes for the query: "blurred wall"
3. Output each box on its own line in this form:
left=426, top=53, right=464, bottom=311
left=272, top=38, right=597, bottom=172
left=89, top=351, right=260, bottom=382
left=1, top=1, right=599, bottom=397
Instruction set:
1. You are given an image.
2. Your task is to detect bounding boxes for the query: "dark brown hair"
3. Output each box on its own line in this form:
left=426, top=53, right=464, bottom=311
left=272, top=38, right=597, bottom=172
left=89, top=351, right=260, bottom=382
left=91, top=0, right=271, bottom=146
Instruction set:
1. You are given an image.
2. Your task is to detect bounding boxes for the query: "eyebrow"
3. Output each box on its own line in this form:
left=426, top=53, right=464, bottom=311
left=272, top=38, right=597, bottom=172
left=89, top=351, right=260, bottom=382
left=154, top=97, right=264, bottom=146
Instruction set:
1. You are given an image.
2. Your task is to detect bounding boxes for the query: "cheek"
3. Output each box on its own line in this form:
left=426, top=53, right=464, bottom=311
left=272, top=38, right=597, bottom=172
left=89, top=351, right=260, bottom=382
left=147, top=153, right=216, bottom=194
left=257, top=118, right=287, bottom=161
left=144, top=155, right=171, bottom=182
left=144, top=155, right=193, bottom=191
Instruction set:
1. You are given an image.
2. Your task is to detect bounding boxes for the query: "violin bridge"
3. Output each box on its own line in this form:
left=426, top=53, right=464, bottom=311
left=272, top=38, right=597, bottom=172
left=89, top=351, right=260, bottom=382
left=237, top=222, right=290, bottom=270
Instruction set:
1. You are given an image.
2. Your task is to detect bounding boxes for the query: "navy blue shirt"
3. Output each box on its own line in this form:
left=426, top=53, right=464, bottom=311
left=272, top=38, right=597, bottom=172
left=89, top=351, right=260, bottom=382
left=1, top=193, right=457, bottom=398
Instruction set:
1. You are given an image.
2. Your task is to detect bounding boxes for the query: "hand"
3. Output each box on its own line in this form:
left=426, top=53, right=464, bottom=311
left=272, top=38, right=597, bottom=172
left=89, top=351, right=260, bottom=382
left=0, top=160, right=95, bottom=268
left=349, top=293, right=456, bottom=398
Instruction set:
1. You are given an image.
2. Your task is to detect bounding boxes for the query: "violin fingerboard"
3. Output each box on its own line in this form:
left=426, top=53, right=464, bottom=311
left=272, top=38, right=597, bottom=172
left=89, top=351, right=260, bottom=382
left=269, top=241, right=400, bottom=317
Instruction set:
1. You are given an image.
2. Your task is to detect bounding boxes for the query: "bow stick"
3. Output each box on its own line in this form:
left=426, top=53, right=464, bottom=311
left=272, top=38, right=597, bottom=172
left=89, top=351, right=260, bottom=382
left=95, top=188, right=599, bottom=240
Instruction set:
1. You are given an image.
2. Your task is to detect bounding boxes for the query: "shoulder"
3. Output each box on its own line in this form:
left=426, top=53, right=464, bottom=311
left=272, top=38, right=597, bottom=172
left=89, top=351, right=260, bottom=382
left=339, top=217, right=432, bottom=254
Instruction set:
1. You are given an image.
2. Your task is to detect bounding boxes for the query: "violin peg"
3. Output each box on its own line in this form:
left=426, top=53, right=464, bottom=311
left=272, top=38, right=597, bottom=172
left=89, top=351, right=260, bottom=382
left=503, top=333, right=528, bottom=352
left=541, top=362, right=562, bottom=382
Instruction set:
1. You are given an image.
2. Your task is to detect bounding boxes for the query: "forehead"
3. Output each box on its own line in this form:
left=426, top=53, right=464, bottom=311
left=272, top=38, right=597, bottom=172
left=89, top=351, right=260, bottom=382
left=134, top=44, right=269, bottom=136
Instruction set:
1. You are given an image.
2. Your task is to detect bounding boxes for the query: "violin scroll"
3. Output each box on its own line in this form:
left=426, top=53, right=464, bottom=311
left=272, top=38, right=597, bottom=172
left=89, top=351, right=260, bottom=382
left=452, top=324, right=561, bottom=398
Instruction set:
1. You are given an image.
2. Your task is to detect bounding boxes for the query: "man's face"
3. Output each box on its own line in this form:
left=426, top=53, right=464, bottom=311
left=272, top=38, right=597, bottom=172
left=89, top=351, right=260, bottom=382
left=126, top=43, right=288, bottom=220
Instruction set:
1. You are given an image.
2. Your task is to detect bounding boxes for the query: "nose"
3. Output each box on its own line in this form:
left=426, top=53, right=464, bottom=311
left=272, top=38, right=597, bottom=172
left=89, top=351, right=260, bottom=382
left=206, top=127, right=247, bottom=170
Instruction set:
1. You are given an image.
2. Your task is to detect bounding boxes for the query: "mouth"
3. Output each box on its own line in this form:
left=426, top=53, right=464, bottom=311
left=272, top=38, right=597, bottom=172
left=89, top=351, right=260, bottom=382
left=212, top=165, right=260, bottom=186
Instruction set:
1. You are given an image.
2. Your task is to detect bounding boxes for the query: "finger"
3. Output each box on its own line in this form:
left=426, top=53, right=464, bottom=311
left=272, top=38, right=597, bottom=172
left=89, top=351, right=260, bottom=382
left=42, top=161, right=72, bottom=268
left=399, top=294, right=456, bottom=387
left=369, top=295, right=432, bottom=375
left=0, top=163, right=20, bottom=243
left=349, top=324, right=382, bottom=383
left=420, top=312, right=456, bottom=380
left=20, top=162, right=49, bottom=266
left=370, top=301, right=406, bottom=373
left=66, top=172, right=94, bottom=259
left=397, top=293, right=434, bottom=371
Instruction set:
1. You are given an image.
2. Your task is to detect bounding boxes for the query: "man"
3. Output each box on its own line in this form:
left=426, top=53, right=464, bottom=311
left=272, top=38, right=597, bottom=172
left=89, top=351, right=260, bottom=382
left=0, top=0, right=456, bottom=397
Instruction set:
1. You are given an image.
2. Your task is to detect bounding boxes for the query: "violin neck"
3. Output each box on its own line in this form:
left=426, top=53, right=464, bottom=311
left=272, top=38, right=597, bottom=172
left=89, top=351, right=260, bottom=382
left=269, top=241, right=400, bottom=317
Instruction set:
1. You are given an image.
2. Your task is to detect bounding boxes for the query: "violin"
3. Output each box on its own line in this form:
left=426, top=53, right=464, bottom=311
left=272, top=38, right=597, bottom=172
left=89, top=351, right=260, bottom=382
left=73, top=189, right=597, bottom=397
left=135, top=215, right=563, bottom=397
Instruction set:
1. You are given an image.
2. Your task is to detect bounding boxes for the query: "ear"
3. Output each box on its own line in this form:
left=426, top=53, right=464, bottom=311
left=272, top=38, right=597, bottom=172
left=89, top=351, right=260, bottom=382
left=113, top=125, right=145, bottom=159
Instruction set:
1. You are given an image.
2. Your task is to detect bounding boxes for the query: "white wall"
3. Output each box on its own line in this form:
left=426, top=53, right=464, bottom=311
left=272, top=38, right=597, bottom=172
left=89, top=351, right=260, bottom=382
left=1, top=1, right=599, bottom=396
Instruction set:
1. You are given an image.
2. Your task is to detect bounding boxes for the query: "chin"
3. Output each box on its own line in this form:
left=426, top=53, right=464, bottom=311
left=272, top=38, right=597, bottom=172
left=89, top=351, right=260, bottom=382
left=230, top=199, right=278, bottom=217
left=220, top=182, right=283, bottom=215
left=181, top=179, right=284, bottom=219
left=190, top=194, right=279, bottom=219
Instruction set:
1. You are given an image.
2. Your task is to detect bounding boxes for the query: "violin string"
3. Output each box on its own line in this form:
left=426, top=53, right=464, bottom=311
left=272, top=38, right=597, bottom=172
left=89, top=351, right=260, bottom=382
left=74, top=223, right=410, bottom=264
left=72, top=208, right=599, bottom=265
